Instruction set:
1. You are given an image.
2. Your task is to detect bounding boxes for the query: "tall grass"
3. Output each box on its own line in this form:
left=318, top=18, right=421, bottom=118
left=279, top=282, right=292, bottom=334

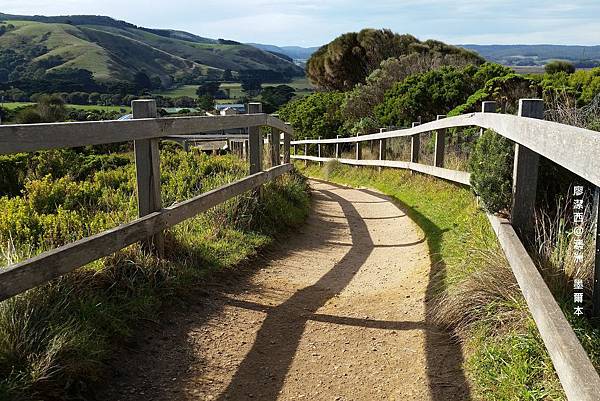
left=0, top=149, right=310, bottom=400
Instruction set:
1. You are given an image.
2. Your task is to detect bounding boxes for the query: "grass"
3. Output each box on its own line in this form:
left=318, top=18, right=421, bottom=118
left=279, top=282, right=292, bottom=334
left=0, top=150, right=310, bottom=400
left=155, top=77, right=314, bottom=100
left=0, top=102, right=130, bottom=113
left=299, top=160, right=566, bottom=400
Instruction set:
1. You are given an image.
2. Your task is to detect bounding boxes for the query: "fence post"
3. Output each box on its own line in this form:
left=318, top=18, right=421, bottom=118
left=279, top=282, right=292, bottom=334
left=132, top=99, right=163, bottom=256
left=335, top=135, right=340, bottom=158
left=270, top=127, right=280, bottom=166
left=247, top=102, right=263, bottom=174
left=512, top=99, right=544, bottom=237
left=317, top=136, right=322, bottom=166
left=304, top=138, right=308, bottom=167
left=355, top=133, right=362, bottom=167
left=283, top=129, right=291, bottom=164
left=480, top=101, right=497, bottom=136
left=411, top=122, right=421, bottom=163
left=379, top=128, right=387, bottom=173
left=433, top=115, right=446, bottom=168
left=593, top=189, right=600, bottom=318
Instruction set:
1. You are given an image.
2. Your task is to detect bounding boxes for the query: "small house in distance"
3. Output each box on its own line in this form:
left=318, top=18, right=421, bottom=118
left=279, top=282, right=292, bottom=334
left=216, top=104, right=246, bottom=116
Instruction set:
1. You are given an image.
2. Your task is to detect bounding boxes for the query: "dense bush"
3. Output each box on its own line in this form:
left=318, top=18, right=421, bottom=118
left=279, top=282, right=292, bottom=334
left=307, top=29, right=483, bottom=91
left=468, top=129, right=514, bottom=213
left=278, top=91, right=346, bottom=139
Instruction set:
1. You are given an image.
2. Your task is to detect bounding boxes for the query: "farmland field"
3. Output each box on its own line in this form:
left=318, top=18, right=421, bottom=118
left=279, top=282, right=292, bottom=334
left=1, top=102, right=130, bottom=112
left=155, top=77, right=314, bottom=100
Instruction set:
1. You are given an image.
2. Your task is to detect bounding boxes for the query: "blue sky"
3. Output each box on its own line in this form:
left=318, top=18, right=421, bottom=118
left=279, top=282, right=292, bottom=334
left=2, top=0, right=599, bottom=46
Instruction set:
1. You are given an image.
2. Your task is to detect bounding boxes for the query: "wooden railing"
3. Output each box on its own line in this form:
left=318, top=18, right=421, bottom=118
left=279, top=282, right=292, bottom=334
left=291, top=98, right=600, bottom=401
left=0, top=100, right=293, bottom=301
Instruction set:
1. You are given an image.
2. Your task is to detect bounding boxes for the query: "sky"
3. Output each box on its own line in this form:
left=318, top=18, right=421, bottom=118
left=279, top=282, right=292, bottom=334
left=2, top=0, right=600, bottom=47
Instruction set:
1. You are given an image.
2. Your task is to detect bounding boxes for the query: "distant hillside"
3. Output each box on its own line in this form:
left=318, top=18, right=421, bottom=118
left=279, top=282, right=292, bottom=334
left=0, top=13, right=304, bottom=88
left=248, top=43, right=320, bottom=61
left=461, top=44, right=600, bottom=67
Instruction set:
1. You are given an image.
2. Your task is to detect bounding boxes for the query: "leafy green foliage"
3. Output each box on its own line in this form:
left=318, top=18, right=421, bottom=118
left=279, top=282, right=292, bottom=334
left=545, top=61, right=575, bottom=74
left=278, top=91, right=346, bottom=139
left=260, top=85, right=295, bottom=113
left=469, top=129, right=514, bottom=213
left=307, top=29, right=483, bottom=91
left=375, top=66, right=479, bottom=126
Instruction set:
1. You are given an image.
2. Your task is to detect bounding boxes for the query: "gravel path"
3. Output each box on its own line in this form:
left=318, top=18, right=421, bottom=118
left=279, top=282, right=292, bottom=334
left=100, top=180, right=471, bottom=401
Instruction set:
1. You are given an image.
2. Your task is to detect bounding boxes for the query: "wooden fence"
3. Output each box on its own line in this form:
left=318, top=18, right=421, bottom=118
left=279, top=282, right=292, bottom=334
left=0, top=100, right=293, bottom=301
left=291, top=98, right=600, bottom=401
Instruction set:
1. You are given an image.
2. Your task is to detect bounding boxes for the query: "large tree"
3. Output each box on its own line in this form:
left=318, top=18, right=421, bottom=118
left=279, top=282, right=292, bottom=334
left=307, top=29, right=483, bottom=91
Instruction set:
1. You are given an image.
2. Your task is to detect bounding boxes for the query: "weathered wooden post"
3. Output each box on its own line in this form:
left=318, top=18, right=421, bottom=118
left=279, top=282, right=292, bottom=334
left=378, top=128, right=387, bottom=173
left=270, top=127, right=280, bottom=166
left=132, top=99, right=163, bottom=256
left=335, top=135, right=340, bottom=158
left=480, top=101, right=497, bottom=136
left=355, top=133, right=362, bottom=167
left=283, top=130, right=291, bottom=164
left=318, top=136, right=322, bottom=166
left=434, top=115, right=446, bottom=168
left=511, top=99, right=544, bottom=237
left=304, top=137, right=308, bottom=167
left=411, top=122, right=421, bottom=163
left=248, top=102, right=263, bottom=174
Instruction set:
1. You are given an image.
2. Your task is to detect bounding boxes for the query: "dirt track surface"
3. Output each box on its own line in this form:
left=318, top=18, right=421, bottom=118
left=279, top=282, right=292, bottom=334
left=100, top=180, right=471, bottom=401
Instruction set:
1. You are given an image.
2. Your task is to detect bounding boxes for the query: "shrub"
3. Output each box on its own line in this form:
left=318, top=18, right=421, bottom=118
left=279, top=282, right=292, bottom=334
left=469, top=129, right=514, bottom=213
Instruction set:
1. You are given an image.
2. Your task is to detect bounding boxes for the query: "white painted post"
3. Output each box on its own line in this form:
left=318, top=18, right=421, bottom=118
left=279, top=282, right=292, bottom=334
left=512, top=99, right=544, bottom=237
left=378, top=128, right=386, bottom=173
left=132, top=99, right=163, bottom=256
left=480, top=101, right=497, bottom=136
left=304, top=137, right=308, bottom=167
left=335, top=135, right=340, bottom=158
left=318, top=136, right=322, bottom=165
left=355, top=133, right=361, bottom=168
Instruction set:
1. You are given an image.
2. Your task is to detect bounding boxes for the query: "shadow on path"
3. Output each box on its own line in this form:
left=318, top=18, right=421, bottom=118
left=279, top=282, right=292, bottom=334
left=216, top=187, right=372, bottom=400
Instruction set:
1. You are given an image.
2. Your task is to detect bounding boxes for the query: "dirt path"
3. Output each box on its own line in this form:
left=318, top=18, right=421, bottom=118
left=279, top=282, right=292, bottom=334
left=100, top=180, right=471, bottom=401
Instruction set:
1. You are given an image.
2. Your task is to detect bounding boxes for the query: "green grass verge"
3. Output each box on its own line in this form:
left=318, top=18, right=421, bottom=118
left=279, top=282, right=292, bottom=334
left=0, top=151, right=309, bottom=400
left=298, top=160, right=565, bottom=400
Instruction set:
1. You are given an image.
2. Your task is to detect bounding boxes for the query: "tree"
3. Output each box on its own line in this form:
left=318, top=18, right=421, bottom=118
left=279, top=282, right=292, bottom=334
left=241, top=78, right=262, bottom=95
left=221, top=69, right=233, bottom=81
left=307, top=28, right=483, bottom=91
left=36, top=94, right=68, bottom=122
left=196, top=94, right=215, bottom=111
left=260, top=85, right=295, bottom=113
left=196, top=81, right=221, bottom=97
left=375, top=66, right=479, bottom=126
left=173, top=96, right=196, bottom=108
left=278, top=92, right=346, bottom=139
left=545, top=61, right=575, bottom=75
left=134, top=71, right=153, bottom=91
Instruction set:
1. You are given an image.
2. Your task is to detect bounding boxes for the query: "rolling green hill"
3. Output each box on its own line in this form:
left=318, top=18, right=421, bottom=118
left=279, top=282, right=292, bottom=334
left=0, top=13, right=304, bottom=87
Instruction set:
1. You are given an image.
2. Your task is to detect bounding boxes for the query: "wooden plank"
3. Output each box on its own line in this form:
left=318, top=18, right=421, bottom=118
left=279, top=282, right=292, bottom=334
left=283, top=132, right=291, bottom=164
left=290, top=113, right=600, bottom=188
left=132, top=100, right=164, bottom=255
left=266, top=115, right=293, bottom=135
left=291, top=155, right=470, bottom=185
left=488, top=214, right=600, bottom=401
left=270, top=127, right=280, bottom=166
left=0, top=164, right=293, bottom=302
left=511, top=99, right=543, bottom=237
left=0, top=114, right=271, bottom=155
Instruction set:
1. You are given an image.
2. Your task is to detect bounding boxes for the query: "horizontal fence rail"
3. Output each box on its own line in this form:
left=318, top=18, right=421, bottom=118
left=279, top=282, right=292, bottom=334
left=0, top=164, right=292, bottom=302
left=290, top=98, right=600, bottom=401
left=0, top=113, right=293, bottom=155
left=0, top=100, right=294, bottom=303
left=291, top=112, right=600, bottom=188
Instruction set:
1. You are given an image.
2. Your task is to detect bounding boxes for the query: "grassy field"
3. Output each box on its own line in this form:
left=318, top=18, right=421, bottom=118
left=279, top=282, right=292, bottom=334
left=298, top=160, right=567, bottom=400
left=155, top=77, right=314, bottom=100
left=1, top=102, right=130, bottom=112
